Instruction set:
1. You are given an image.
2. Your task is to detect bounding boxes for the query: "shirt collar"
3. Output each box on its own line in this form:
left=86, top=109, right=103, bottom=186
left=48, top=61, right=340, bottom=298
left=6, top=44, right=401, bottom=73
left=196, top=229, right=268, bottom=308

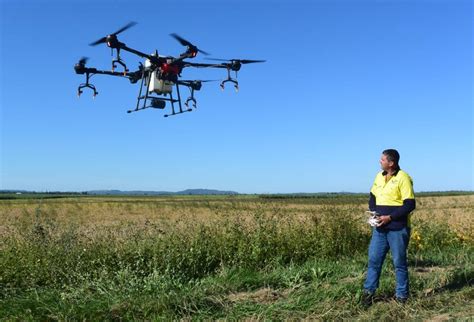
left=382, top=167, right=400, bottom=176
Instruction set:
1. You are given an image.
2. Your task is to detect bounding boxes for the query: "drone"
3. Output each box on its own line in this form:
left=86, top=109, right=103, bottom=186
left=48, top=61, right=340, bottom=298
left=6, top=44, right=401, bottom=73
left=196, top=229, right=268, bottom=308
left=74, top=22, right=265, bottom=117
left=366, top=211, right=381, bottom=227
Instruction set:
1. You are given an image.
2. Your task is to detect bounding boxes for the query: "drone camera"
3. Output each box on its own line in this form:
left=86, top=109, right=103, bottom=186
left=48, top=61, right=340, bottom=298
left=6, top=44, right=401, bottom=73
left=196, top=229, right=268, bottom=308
left=151, top=98, right=166, bottom=109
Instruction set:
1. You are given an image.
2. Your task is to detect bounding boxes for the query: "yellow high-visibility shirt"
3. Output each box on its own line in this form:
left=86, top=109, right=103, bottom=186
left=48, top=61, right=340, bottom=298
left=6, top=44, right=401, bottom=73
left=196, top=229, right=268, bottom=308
left=370, top=170, right=414, bottom=206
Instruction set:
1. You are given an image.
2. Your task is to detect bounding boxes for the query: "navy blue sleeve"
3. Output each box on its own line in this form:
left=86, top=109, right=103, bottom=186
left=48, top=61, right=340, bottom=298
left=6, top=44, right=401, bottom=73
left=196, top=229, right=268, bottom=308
left=389, top=199, right=416, bottom=220
left=369, top=192, right=376, bottom=211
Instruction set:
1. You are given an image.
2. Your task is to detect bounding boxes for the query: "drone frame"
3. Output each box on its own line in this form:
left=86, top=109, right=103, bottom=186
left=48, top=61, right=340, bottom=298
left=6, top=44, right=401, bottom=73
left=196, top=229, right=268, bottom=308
left=75, top=23, right=265, bottom=117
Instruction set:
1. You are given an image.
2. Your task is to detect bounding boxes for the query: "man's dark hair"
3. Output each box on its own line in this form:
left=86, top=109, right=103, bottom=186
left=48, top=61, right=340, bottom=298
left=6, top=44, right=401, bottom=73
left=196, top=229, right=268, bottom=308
left=383, top=149, right=400, bottom=165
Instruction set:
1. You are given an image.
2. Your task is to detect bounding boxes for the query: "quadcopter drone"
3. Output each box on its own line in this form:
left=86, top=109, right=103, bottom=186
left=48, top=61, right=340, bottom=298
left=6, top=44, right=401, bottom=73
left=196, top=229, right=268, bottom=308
left=74, top=22, right=265, bottom=117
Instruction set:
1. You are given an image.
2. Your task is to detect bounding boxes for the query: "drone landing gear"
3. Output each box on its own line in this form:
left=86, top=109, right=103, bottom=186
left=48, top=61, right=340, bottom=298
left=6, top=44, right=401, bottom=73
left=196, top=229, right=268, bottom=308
left=127, top=97, right=169, bottom=113
left=220, top=68, right=239, bottom=92
left=77, top=72, right=98, bottom=97
left=128, top=74, right=191, bottom=117
left=164, top=84, right=192, bottom=117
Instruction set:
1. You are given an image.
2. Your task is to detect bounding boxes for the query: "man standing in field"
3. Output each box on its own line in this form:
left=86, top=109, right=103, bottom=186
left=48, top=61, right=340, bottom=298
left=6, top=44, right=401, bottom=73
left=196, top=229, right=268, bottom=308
left=362, top=149, right=416, bottom=307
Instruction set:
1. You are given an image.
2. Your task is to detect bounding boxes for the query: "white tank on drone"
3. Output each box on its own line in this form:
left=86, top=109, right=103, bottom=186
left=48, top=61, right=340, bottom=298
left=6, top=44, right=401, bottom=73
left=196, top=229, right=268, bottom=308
left=144, top=58, right=173, bottom=95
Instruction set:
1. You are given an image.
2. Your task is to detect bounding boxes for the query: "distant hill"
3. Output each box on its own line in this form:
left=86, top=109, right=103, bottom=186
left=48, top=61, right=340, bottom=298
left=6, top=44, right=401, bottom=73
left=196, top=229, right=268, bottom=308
left=177, top=189, right=239, bottom=195
left=86, top=189, right=239, bottom=196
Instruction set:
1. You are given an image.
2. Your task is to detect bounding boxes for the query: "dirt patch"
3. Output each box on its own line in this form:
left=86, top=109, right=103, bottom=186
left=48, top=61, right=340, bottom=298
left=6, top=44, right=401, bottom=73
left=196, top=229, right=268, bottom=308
left=413, top=266, right=455, bottom=274
left=424, top=313, right=451, bottom=321
left=227, top=287, right=286, bottom=304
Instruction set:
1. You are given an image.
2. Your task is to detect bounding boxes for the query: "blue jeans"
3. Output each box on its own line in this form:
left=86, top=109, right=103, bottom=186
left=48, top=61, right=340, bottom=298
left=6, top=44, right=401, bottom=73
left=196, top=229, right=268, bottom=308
left=364, top=227, right=410, bottom=298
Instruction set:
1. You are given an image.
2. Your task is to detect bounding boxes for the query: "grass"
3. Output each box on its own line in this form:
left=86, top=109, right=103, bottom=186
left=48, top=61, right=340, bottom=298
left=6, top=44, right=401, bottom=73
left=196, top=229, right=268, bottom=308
left=0, top=194, right=473, bottom=320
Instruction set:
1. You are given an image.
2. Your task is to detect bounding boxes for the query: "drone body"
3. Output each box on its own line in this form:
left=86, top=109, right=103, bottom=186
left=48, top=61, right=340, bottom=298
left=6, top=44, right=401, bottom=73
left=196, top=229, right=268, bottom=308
left=75, top=23, right=265, bottom=117
left=145, top=57, right=176, bottom=95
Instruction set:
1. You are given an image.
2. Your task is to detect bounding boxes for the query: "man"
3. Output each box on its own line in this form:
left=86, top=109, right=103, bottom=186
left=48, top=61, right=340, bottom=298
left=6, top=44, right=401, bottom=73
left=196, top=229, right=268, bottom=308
left=362, top=149, right=416, bottom=307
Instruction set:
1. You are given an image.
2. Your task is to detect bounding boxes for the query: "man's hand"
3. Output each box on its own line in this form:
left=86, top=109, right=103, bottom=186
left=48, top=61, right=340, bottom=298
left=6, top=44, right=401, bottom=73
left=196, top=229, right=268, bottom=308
left=376, top=215, right=392, bottom=227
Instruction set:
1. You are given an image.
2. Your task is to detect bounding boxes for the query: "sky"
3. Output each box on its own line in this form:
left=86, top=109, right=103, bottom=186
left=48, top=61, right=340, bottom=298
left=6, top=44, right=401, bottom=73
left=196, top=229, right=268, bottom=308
left=0, top=0, right=472, bottom=193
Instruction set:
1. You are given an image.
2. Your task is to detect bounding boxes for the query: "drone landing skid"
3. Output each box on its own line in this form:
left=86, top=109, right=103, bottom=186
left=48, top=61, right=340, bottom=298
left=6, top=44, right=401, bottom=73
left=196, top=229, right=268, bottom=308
left=164, top=109, right=193, bottom=118
left=128, top=79, right=192, bottom=117
left=127, top=97, right=165, bottom=113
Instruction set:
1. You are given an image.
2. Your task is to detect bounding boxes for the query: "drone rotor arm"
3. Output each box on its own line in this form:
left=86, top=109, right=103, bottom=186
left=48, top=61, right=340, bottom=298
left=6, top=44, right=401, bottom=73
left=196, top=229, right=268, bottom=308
left=87, top=68, right=130, bottom=78
left=121, top=44, right=157, bottom=62
left=206, top=58, right=266, bottom=64
left=182, top=61, right=227, bottom=69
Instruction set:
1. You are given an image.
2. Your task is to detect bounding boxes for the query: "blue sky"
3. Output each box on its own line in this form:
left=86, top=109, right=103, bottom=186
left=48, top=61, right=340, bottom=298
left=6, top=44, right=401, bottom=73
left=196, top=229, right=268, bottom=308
left=1, top=0, right=472, bottom=193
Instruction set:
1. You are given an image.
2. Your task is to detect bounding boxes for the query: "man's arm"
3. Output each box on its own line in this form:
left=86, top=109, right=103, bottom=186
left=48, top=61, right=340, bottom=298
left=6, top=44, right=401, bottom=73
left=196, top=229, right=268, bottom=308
left=369, top=192, right=376, bottom=211
left=369, top=174, right=379, bottom=211
left=389, top=174, right=416, bottom=220
left=389, top=199, right=416, bottom=220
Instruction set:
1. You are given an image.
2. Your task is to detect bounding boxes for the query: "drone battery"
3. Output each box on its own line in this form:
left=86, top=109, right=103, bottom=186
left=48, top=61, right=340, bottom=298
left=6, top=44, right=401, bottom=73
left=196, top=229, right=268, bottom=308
left=149, top=72, right=173, bottom=94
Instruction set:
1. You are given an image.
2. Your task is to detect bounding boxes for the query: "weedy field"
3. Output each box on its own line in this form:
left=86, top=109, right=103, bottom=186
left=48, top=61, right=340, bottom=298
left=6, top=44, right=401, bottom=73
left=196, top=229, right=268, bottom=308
left=0, top=194, right=473, bottom=320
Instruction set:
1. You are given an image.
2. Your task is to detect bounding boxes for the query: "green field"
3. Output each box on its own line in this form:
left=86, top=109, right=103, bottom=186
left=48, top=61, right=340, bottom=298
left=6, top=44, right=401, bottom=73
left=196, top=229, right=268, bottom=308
left=1, top=194, right=473, bottom=320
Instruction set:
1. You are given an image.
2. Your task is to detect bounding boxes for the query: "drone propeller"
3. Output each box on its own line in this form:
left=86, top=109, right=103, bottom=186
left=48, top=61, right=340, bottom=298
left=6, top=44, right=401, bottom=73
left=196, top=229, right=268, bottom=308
left=77, top=56, right=89, bottom=66
left=206, top=58, right=266, bottom=64
left=170, top=33, right=210, bottom=56
left=74, top=57, right=90, bottom=74
left=89, top=22, right=137, bottom=46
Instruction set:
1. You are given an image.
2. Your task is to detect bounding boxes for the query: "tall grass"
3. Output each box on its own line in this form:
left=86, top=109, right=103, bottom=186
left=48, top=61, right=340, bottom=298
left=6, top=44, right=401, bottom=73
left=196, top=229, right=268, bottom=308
left=1, top=204, right=370, bottom=290
left=0, top=196, right=472, bottom=319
